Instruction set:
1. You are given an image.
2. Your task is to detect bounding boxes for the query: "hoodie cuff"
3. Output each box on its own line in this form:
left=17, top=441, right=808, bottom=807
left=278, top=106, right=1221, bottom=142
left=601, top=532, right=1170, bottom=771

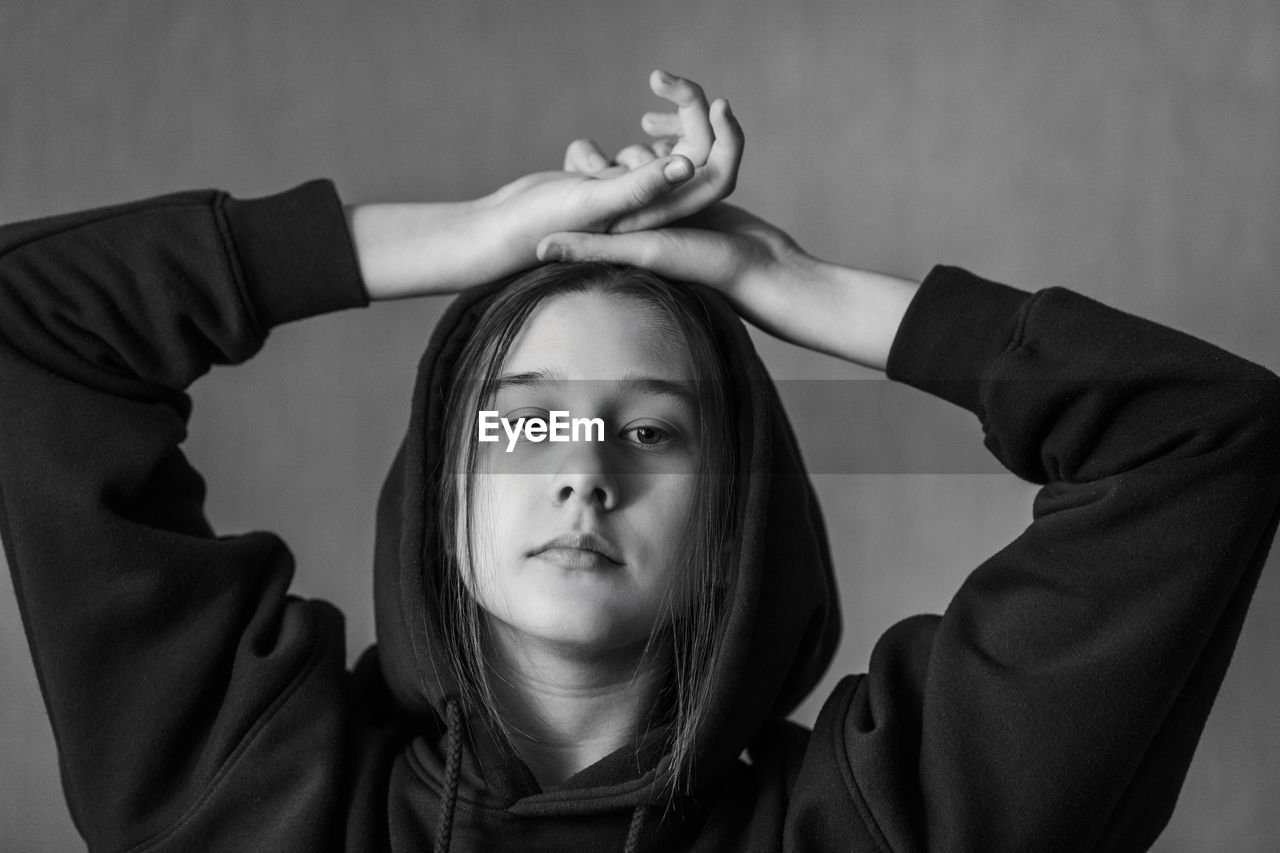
left=221, top=179, right=369, bottom=329
left=884, top=265, right=1032, bottom=417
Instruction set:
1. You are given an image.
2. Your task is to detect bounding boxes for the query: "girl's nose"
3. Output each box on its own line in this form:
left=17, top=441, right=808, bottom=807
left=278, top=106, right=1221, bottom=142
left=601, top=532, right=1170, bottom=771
left=548, top=446, right=619, bottom=510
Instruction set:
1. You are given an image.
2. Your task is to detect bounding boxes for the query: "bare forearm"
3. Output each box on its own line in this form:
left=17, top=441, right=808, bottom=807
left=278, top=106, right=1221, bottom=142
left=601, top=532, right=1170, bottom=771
left=769, top=255, right=919, bottom=371
left=344, top=201, right=492, bottom=301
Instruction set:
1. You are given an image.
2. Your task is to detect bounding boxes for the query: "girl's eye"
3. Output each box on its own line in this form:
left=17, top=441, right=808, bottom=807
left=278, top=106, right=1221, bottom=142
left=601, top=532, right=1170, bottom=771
left=504, top=407, right=549, bottom=424
left=498, top=408, right=550, bottom=444
left=623, top=423, right=675, bottom=448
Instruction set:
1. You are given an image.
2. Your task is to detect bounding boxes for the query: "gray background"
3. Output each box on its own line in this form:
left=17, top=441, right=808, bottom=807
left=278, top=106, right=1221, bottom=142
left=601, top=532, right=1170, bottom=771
left=2, top=1, right=1277, bottom=849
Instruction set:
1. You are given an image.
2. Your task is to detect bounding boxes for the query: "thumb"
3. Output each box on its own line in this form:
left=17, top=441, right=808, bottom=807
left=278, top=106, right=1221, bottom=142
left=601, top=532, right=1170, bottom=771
left=581, top=155, right=694, bottom=221
left=537, top=230, right=672, bottom=272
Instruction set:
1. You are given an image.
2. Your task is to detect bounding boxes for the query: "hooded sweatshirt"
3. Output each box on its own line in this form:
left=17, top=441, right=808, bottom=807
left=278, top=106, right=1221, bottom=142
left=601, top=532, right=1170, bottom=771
left=2, top=180, right=1278, bottom=853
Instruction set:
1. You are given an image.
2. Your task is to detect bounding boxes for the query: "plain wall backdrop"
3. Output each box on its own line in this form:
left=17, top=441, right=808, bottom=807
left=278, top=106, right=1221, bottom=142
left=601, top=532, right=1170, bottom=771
left=2, top=1, right=1277, bottom=849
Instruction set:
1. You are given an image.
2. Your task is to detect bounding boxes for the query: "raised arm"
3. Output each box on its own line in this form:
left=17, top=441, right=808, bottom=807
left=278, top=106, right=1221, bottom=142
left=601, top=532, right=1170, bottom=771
left=0, top=181, right=363, bottom=850
left=860, top=267, right=1280, bottom=850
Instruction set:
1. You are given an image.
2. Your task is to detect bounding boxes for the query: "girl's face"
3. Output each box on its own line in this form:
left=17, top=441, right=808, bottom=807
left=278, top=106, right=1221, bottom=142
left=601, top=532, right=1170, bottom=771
left=464, top=291, right=702, bottom=656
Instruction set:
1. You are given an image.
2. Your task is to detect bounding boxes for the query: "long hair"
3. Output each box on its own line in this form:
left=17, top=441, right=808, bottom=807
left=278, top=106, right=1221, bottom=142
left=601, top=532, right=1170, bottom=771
left=433, top=262, right=739, bottom=798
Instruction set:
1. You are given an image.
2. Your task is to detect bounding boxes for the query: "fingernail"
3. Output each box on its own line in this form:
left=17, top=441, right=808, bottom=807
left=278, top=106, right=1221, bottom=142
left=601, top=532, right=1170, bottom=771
left=588, top=153, right=608, bottom=170
left=540, top=243, right=564, bottom=262
left=654, top=69, right=672, bottom=86
left=663, top=157, right=692, bottom=182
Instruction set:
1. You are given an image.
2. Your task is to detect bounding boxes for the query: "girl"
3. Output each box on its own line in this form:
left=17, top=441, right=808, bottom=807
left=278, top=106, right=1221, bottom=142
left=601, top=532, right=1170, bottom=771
left=2, top=72, right=1277, bottom=852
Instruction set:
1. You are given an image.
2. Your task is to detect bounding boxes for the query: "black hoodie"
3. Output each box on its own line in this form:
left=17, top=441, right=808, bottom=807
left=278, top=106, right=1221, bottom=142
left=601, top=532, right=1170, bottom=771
left=2, top=180, right=1278, bottom=852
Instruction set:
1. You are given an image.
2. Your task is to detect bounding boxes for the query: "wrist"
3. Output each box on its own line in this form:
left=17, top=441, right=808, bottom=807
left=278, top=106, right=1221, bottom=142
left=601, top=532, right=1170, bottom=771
left=469, top=188, right=543, bottom=280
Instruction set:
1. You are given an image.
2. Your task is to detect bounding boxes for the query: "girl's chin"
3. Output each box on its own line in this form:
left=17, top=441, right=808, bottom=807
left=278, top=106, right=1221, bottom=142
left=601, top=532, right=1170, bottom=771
left=475, top=573, right=660, bottom=653
left=490, top=607, right=654, bottom=655
left=525, top=617, right=644, bottom=650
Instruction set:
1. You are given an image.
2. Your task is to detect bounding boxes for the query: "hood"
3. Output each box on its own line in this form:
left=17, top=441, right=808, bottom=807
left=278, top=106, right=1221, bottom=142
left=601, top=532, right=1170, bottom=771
left=371, top=272, right=840, bottom=812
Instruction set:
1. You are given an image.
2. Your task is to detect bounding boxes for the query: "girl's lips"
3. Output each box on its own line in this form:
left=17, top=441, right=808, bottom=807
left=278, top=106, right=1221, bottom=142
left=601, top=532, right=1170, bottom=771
left=532, top=547, right=622, bottom=571
left=530, top=531, right=624, bottom=564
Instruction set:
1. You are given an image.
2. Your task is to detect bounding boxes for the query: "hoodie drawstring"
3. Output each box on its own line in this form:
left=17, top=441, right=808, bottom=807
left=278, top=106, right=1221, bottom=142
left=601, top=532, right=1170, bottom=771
left=433, top=696, right=650, bottom=853
left=623, top=804, right=649, bottom=853
left=434, top=697, right=463, bottom=853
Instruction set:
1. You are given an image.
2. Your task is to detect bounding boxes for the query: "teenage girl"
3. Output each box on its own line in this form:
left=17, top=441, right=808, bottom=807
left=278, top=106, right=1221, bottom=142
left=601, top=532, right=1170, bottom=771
left=3, top=72, right=1276, bottom=852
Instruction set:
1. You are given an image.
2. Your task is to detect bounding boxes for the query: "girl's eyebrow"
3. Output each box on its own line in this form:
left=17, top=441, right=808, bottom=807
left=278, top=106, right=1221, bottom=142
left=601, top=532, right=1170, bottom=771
left=493, top=369, right=563, bottom=391
left=616, top=374, right=700, bottom=412
left=493, top=370, right=699, bottom=411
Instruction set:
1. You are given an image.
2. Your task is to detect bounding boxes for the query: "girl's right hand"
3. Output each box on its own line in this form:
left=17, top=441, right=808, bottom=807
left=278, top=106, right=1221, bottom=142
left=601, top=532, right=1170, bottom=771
left=562, top=70, right=743, bottom=234
left=345, top=71, right=743, bottom=302
left=345, top=155, right=698, bottom=301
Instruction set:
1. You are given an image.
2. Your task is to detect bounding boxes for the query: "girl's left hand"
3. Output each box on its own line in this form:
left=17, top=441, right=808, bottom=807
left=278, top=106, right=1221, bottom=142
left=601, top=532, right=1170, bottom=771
left=538, top=203, right=829, bottom=354
left=537, top=203, right=919, bottom=372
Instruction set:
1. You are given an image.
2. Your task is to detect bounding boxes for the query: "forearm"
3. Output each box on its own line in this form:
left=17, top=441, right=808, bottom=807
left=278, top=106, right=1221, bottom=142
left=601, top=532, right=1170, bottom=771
left=776, top=256, right=918, bottom=371
left=345, top=199, right=497, bottom=301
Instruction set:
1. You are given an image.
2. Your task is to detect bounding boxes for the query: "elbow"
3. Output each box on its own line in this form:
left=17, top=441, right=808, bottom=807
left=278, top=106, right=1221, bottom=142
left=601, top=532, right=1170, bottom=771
left=1227, top=365, right=1280, bottom=481
left=1245, top=366, right=1280, bottom=439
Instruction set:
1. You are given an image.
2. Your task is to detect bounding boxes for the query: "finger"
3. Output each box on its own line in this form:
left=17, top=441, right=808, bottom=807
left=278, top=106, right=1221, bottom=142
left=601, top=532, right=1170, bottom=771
left=608, top=99, right=742, bottom=234
left=641, top=111, right=683, bottom=137
left=591, top=164, right=630, bottom=179
left=614, top=143, right=659, bottom=170
left=702, top=98, right=743, bottom=195
left=652, top=138, right=675, bottom=158
left=578, top=154, right=694, bottom=221
left=563, top=138, right=610, bottom=173
left=537, top=231, right=676, bottom=274
left=651, top=69, right=714, bottom=165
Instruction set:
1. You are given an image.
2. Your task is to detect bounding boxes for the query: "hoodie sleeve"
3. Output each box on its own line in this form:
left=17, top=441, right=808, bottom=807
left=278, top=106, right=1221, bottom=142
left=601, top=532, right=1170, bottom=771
left=788, top=266, right=1280, bottom=852
left=0, top=181, right=368, bottom=851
